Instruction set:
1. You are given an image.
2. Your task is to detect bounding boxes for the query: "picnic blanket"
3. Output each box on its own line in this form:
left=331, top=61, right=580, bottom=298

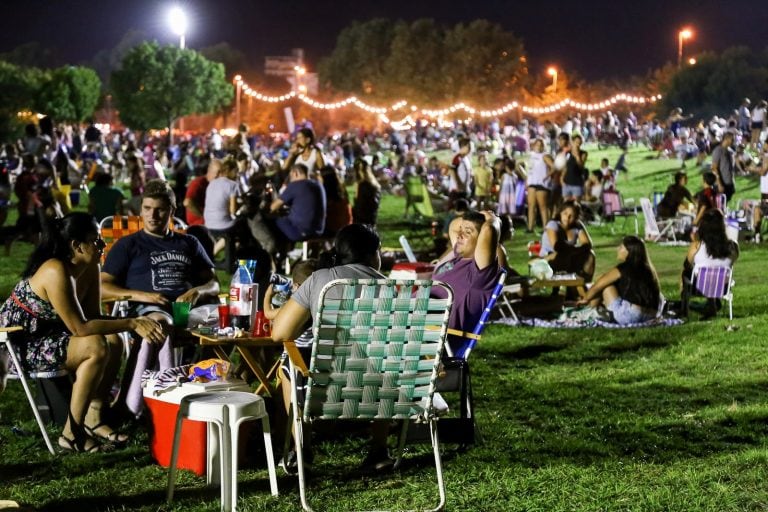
left=493, top=316, right=684, bottom=328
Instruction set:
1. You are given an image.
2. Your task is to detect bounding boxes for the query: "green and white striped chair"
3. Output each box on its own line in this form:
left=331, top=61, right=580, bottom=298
left=286, top=278, right=453, bottom=512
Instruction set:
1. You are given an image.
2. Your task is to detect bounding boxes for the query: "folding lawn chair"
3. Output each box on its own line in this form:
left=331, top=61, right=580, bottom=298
left=682, top=265, right=735, bottom=320
left=602, top=190, right=639, bottom=235
left=640, top=197, right=678, bottom=243
left=1, top=327, right=66, bottom=455
left=285, top=278, right=453, bottom=512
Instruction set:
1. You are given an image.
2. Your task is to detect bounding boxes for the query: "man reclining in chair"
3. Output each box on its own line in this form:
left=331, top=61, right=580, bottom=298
left=432, top=210, right=502, bottom=355
left=101, top=180, right=219, bottom=419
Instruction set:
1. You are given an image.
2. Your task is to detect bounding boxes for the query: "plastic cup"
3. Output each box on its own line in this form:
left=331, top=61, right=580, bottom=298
left=218, top=304, right=230, bottom=329
left=171, top=302, right=191, bottom=327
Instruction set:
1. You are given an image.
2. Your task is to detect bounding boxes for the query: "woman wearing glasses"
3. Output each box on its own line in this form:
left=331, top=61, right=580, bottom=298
left=0, top=212, right=163, bottom=452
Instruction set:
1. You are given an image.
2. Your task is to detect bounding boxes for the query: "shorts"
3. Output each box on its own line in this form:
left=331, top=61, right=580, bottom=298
left=562, top=184, right=584, bottom=198
left=127, top=303, right=172, bottom=322
left=606, top=297, right=656, bottom=324
left=528, top=184, right=550, bottom=192
left=752, top=121, right=764, bottom=131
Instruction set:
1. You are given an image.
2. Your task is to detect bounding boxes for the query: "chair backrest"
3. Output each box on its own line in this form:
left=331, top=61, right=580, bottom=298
left=303, top=278, right=453, bottom=422
left=639, top=198, right=660, bottom=238
left=692, top=265, right=732, bottom=298
left=454, top=269, right=507, bottom=360
left=602, top=190, right=621, bottom=216
left=99, top=215, right=187, bottom=260
left=716, top=193, right=727, bottom=213
left=398, top=235, right=418, bottom=263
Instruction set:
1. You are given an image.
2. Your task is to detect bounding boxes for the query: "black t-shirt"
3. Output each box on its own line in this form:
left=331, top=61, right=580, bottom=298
left=102, top=230, right=214, bottom=302
left=563, top=151, right=588, bottom=186
left=657, top=184, right=693, bottom=218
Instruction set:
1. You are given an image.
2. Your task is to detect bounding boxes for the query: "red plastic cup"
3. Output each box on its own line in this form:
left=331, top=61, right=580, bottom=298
left=252, top=311, right=271, bottom=337
left=217, top=304, right=230, bottom=329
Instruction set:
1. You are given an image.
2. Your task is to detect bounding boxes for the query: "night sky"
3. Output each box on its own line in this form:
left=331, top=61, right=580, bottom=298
left=1, top=0, right=766, bottom=81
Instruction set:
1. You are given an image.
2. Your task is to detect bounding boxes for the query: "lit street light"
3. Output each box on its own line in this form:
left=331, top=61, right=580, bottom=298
left=678, top=28, right=693, bottom=68
left=547, top=66, right=558, bottom=93
left=168, top=6, right=187, bottom=49
left=688, top=57, right=697, bottom=65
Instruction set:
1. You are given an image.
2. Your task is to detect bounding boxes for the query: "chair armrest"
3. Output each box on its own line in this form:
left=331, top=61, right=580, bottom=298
left=284, top=341, right=309, bottom=376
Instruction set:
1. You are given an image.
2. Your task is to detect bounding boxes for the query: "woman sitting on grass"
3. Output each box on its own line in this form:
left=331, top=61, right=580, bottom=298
left=0, top=212, right=164, bottom=452
left=577, top=235, right=661, bottom=324
left=682, top=208, right=739, bottom=318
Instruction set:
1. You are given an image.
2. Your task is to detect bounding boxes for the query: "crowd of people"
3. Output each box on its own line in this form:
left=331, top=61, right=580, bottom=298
left=0, top=98, right=763, bottom=462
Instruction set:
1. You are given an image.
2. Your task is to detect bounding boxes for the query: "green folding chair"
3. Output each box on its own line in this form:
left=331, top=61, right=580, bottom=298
left=404, top=175, right=435, bottom=219
left=286, top=278, right=453, bottom=512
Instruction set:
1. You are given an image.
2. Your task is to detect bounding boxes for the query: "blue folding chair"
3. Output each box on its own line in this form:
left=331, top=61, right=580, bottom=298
left=424, top=269, right=507, bottom=445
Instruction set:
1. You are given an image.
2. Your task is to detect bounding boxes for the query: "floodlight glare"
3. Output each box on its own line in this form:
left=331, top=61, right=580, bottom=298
left=168, top=6, right=187, bottom=37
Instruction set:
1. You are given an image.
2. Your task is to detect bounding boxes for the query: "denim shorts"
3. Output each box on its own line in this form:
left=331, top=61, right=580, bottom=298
left=606, top=297, right=656, bottom=324
left=562, top=184, right=584, bottom=198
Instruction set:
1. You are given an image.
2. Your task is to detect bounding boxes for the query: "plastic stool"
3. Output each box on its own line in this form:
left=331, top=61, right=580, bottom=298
left=167, top=391, right=278, bottom=511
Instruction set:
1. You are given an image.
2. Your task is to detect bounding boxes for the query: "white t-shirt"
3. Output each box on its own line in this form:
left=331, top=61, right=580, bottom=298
left=751, top=106, right=766, bottom=124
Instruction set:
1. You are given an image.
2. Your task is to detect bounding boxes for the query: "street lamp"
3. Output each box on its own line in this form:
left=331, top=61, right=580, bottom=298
left=547, top=66, right=558, bottom=93
left=688, top=57, right=697, bottom=66
left=168, top=6, right=187, bottom=49
left=234, top=75, right=242, bottom=128
left=678, top=28, right=693, bottom=68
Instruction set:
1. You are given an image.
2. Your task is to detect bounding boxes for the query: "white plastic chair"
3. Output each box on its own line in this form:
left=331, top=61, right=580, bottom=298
left=640, top=197, right=679, bottom=243
left=167, top=391, right=278, bottom=512
left=0, top=326, right=61, bottom=455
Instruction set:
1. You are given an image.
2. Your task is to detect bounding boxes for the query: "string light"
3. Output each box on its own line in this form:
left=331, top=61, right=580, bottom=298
left=233, top=76, right=661, bottom=117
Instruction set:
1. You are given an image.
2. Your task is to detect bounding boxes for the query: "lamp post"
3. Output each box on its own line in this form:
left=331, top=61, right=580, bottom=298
left=547, top=66, right=558, bottom=93
left=234, top=75, right=242, bottom=128
left=678, top=28, right=692, bottom=68
left=168, top=6, right=187, bottom=141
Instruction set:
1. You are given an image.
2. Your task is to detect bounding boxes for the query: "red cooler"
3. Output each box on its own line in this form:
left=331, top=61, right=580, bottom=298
left=143, top=379, right=250, bottom=476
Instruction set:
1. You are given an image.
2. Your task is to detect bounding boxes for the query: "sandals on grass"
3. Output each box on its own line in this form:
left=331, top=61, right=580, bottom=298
left=84, top=423, right=129, bottom=444
left=58, top=434, right=114, bottom=453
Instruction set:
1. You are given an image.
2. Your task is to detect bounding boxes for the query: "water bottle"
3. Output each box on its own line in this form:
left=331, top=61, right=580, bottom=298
left=229, top=260, right=253, bottom=331
left=269, top=273, right=293, bottom=308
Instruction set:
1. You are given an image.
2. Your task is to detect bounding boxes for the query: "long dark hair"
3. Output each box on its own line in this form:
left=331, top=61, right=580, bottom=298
left=698, top=209, right=733, bottom=259
left=22, top=212, right=98, bottom=278
left=617, top=235, right=660, bottom=308
left=319, top=223, right=380, bottom=269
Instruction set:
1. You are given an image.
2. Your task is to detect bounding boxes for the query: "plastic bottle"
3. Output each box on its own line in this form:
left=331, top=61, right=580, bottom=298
left=229, top=260, right=253, bottom=331
left=269, top=273, right=293, bottom=308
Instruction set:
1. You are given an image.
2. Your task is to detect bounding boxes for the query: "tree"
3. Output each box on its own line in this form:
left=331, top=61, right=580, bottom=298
left=442, top=20, right=527, bottom=106
left=0, top=61, right=42, bottom=140
left=319, top=18, right=527, bottom=107
left=111, top=42, right=233, bottom=143
left=658, top=46, right=768, bottom=119
left=36, top=66, right=102, bottom=122
left=318, top=19, right=397, bottom=99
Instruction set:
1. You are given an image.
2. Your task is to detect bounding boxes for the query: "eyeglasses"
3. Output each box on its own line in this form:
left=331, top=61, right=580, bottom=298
left=89, top=238, right=106, bottom=249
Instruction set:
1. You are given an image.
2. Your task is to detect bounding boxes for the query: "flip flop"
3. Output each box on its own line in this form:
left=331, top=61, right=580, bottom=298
left=58, top=434, right=111, bottom=453
left=84, top=423, right=129, bottom=444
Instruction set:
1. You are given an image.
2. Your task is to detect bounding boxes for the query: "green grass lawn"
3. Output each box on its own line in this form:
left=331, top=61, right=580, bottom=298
left=1, top=145, right=767, bottom=511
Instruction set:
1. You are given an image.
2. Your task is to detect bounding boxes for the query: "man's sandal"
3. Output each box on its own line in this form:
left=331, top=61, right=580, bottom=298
left=58, top=435, right=112, bottom=453
left=84, top=423, right=129, bottom=444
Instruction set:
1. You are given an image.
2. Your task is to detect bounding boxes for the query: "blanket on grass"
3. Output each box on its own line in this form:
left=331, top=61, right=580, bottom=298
left=493, top=316, right=684, bottom=328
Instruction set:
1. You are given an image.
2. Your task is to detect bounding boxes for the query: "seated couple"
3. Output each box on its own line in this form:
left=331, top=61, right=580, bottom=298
left=0, top=180, right=218, bottom=452
left=271, top=212, right=502, bottom=470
